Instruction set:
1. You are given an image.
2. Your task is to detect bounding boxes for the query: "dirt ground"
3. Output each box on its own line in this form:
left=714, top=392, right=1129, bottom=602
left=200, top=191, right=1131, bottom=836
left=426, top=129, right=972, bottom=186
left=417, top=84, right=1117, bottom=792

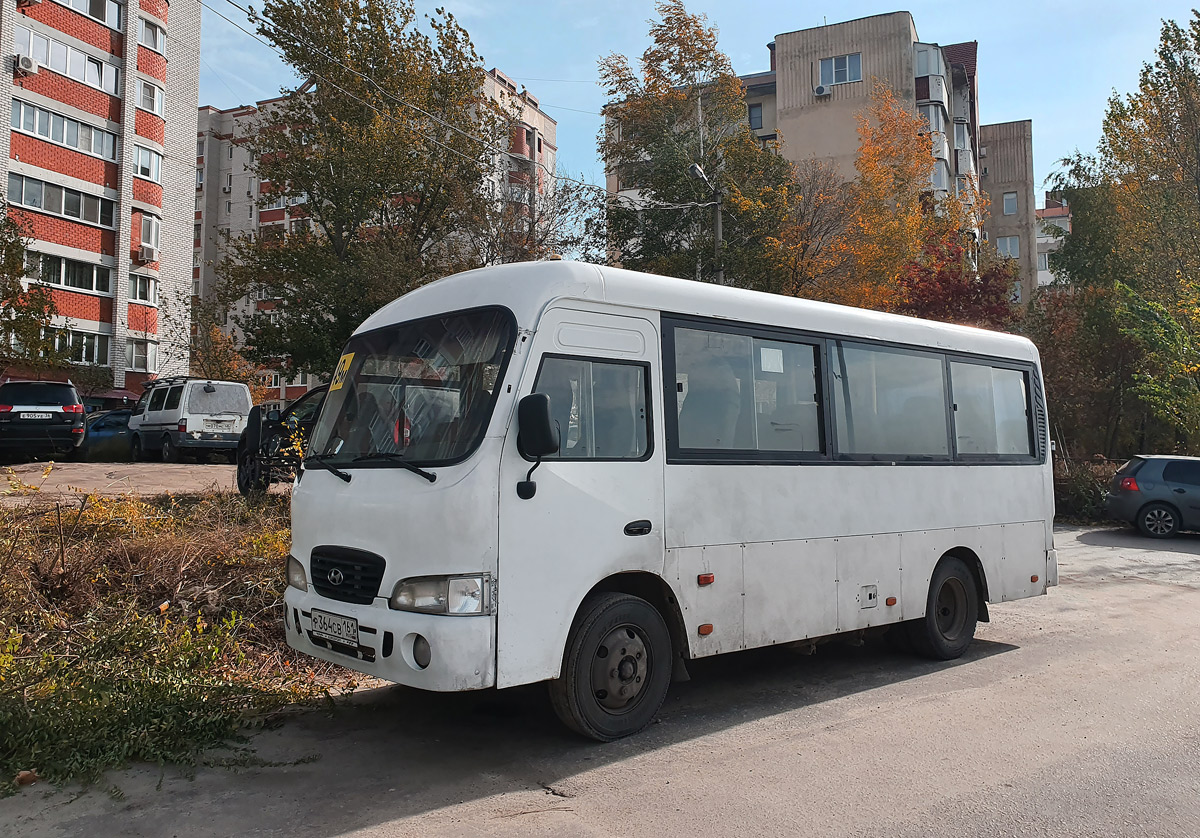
left=3, top=526, right=1200, bottom=837
left=1, top=461, right=255, bottom=501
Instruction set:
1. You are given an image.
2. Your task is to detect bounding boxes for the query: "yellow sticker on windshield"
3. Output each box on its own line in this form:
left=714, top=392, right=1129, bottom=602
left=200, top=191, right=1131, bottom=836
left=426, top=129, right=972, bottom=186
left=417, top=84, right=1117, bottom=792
left=330, top=352, right=355, bottom=392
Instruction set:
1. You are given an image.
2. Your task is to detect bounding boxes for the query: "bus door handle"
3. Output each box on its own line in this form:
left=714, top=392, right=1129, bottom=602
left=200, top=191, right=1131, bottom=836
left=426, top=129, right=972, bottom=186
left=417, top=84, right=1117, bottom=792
left=624, top=520, right=653, bottom=536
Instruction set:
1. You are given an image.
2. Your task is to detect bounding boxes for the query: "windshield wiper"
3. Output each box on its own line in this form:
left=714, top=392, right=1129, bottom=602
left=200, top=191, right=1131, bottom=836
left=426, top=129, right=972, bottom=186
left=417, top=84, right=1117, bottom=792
left=303, top=454, right=351, bottom=483
left=352, top=452, right=437, bottom=483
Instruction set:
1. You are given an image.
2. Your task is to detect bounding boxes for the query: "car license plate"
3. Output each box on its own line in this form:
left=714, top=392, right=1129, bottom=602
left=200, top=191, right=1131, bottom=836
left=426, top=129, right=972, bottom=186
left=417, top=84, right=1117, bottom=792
left=310, top=609, right=359, bottom=647
left=20, top=412, right=52, bottom=420
left=205, top=420, right=233, bottom=431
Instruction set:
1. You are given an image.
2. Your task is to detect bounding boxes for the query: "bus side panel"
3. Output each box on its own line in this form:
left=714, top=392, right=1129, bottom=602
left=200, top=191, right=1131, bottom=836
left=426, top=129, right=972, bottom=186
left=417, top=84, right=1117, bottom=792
left=742, top=539, right=837, bottom=649
left=833, top=533, right=902, bottom=632
left=667, top=544, right=744, bottom=657
left=1000, top=522, right=1050, bottom=601
left=899, top=528, right=995, bottom=619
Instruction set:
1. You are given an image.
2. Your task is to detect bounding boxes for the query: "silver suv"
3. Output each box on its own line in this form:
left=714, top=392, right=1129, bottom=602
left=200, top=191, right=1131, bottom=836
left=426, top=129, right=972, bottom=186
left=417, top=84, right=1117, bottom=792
left=1106, top=455, right=1200, bottom=538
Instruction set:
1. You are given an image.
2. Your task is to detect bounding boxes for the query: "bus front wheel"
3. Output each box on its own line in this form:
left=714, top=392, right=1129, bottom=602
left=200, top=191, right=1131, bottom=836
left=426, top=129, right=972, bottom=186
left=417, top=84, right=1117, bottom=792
left=548, top=592, right=673, bottom=741
left=906, top=557, right=979, bottom=660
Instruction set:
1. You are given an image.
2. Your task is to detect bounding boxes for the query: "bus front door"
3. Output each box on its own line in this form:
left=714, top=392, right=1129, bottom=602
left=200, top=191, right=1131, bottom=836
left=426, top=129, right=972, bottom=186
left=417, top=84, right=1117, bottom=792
left=497, top=309, right=665, bottom=689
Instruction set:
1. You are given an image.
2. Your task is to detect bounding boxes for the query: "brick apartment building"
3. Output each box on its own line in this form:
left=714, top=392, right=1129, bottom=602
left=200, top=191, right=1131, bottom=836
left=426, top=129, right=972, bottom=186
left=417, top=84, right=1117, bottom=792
left=3, top=0, right=199, bottom=401
left=196, top=67, right=556, bottom=408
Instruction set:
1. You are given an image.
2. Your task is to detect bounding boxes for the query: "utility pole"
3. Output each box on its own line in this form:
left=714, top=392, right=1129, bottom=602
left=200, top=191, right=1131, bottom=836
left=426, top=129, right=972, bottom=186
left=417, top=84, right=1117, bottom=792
left=527, top=125, right=538, bottom=256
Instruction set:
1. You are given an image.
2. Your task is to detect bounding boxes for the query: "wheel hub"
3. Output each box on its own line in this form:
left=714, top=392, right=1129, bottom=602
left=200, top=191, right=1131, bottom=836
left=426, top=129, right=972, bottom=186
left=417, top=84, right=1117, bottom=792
left=935, top=577, right=968, bottom=641
left=591, top=625, right=649, bottom=713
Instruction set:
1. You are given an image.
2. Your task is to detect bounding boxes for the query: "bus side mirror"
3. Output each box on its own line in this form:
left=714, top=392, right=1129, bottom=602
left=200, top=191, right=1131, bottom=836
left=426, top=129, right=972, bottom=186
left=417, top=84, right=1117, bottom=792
left=516, top=393, right=559, bottom=499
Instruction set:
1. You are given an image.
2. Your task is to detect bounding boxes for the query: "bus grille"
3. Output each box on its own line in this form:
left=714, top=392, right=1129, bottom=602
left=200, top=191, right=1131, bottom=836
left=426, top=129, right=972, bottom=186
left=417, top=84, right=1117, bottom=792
left=310, top=546, right=386, bottom=605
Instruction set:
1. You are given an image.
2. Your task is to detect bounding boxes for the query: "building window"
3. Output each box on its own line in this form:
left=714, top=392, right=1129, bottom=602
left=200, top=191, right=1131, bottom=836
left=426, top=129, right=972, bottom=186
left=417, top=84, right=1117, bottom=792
left=931, top=160, right=950, bottom=190
left=194, top=222, right=202, bottom=241
left=55, top=330, right=110, bottom=365
left=915, top=46, right=944, bottom=78
left=748, top=102, right=763, bottom=130
left=8, top=173, right=115, bottom=227
left=129, top=274, right=155, bottom=304
left=125, top=339, right=157, bottom=372
left=141, top=214, right=161, bottom=250
left=263, top=193, right=285, bottom=210
left=55, top=0, right=121, bottom=28
left=11, top=99, right=118, bottom=160
left=225, top=200, right=232, bottom=214
left=138, top=80, right=164, bottom=116
left=1038, top=252, right=1049, bottom=272
left=14, top=26, right=119, bottom=94
left=265, top=372, right=281, bottom=388
left=997, top=235, right=1020, bottom=259
left=192, top=279, right=200, bottom=297
left=819, top=53, right=862, bottom=86
left=918, top=104, right=944, bottom=133
left=133, top=146, right=162, bottom=183
left=954, top=122, right=968, bottom=150
left=196, top=168, right=204, bottom=188
left=1003, top=192, right=1017, bottom=216
left=197, top=138, right=205, bottom=157
left=29, top=252, right=111, bottom=293
left=138, top=19, right=165, bottom=53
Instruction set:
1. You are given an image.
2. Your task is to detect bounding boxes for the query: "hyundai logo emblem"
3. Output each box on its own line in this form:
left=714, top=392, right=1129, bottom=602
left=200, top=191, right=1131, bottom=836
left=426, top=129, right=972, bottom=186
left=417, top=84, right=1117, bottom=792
left=327, top=568, right=344, bottom=586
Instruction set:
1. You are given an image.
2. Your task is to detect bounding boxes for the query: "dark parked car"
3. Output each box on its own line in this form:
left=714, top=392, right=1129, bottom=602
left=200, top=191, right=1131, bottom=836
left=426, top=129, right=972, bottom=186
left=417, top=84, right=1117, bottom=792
left=1106, top=455, right=1200, bottom=537
left=79, top=409, right=133, bottom=461
left=237, top=385, right=328, bottom=495
left=0, top=379, right=85, bottom=460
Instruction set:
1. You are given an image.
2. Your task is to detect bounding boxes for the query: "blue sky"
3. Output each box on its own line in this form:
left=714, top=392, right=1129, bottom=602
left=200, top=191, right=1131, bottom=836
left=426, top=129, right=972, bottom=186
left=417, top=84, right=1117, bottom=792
left=199, top=1, right=1199, bottom=207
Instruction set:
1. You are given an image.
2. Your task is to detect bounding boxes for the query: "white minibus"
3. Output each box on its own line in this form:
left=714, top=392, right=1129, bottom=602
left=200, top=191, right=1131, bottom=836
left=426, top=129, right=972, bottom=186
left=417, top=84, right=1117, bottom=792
left=284, top=261, right=1056, bottom=740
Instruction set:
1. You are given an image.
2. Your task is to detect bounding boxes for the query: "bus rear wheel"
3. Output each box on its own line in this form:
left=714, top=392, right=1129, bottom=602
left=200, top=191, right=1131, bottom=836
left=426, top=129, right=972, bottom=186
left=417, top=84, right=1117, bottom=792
left=906, top=557, right=979, bottom=660
left=548, top=592, right=672, bottom=741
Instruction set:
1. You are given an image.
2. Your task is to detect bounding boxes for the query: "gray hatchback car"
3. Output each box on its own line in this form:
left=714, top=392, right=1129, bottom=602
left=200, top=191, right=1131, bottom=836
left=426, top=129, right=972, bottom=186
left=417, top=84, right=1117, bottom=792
left=1105, top=455, right=1200, bottom=538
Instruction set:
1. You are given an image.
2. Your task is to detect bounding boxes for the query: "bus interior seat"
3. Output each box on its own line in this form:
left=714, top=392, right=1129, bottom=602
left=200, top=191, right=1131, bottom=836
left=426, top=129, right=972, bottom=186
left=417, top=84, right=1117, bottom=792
left=678, top=361, right=741, bottom=448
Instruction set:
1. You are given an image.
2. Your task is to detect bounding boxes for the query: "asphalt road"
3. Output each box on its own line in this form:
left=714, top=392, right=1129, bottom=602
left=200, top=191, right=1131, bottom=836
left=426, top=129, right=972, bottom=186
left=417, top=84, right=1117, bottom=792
left=4, top=525, right=1200, bottom=838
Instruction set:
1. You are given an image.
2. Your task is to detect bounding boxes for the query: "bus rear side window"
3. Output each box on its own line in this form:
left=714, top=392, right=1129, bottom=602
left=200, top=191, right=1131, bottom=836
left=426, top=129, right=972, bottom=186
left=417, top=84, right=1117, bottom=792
left=534, top=356, right=649, bottom=460
left=950, top=362, right=1033, bottom=457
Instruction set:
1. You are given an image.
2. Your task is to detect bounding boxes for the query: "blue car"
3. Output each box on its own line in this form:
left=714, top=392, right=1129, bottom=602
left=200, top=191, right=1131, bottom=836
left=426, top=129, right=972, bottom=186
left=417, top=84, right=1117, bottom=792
left=80, top=409, right=133, bottom=461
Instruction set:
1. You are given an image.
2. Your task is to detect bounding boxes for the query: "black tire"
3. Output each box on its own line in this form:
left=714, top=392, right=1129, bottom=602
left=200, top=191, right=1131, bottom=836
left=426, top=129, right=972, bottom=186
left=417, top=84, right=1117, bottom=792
left=548, top=592, right=673, bottom=741
left=237, top=446, right=269, bottom=496
left=906, top=557, right=979, bottom=661
left=1137, top=502, right=1180, bottom=538
left=161, top=435, right=178, bottom=464
left=131, top=435, right=146, bottom=462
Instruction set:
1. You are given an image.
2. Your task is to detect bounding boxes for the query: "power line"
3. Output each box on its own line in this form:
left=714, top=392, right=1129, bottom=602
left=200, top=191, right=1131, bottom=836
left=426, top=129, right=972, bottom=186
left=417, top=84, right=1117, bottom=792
left=201, top=0, right=711, bottom=212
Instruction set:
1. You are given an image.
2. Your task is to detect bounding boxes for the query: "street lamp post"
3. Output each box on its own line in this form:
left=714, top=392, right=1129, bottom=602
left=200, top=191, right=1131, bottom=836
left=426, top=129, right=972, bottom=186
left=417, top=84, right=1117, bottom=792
left=688, top=163, right=724, bottom=286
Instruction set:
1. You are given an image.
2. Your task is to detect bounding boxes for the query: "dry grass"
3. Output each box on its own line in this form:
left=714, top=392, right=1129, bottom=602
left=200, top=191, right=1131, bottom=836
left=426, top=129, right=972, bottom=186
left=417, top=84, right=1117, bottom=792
left=0, top=466, right=357, bottom=793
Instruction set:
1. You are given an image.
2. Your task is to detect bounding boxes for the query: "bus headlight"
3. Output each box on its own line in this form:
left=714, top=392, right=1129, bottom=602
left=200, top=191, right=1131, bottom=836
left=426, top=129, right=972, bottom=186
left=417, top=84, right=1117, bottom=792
left=389, top=574, right=491, bottom=615
left=286, top=556, right=308, bottom=591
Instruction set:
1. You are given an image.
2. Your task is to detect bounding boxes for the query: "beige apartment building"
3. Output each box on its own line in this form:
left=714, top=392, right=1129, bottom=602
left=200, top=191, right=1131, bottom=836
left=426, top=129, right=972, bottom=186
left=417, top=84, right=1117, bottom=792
left=195, top=69, right=556, bottom=406
left=609, top=11, right=1038, bottom=301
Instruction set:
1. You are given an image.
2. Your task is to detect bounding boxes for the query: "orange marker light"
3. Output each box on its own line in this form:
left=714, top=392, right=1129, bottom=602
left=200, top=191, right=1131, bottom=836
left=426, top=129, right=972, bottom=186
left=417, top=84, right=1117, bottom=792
left=698, top=623, right=714, bottom=636
left=885, top=596, right=897, bottom=606
left=697, top=573, right=715, bottom=586
left=1031, top=575, right=1039, bottom=583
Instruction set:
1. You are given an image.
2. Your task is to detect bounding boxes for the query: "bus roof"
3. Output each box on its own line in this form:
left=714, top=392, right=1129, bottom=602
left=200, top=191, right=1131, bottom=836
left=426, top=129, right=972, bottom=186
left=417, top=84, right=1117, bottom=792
left=356, top=261, right=1040, bottom=363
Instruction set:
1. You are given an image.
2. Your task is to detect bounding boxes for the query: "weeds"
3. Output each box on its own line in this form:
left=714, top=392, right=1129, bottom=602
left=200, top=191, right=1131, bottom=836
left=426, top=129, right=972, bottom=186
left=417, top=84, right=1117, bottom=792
left=0, top=481, right=350, bottom=794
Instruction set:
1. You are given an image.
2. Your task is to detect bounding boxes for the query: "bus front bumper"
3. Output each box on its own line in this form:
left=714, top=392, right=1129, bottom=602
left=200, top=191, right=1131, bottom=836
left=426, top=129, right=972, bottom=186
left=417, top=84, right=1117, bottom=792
left=283, top=587, right=496, bottom=691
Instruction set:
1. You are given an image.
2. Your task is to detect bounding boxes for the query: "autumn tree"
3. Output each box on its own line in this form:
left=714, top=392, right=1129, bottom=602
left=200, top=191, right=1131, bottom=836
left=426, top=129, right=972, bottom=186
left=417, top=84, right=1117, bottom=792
left=598, top=0, right=798, bottom=287
left=1046, top=11, right=1200, bottom=453
left=898, top=236, right=1016, bottom=329
left=190, top=322, right=270, bottom=404
left=216, top=0, right=506, bottom=376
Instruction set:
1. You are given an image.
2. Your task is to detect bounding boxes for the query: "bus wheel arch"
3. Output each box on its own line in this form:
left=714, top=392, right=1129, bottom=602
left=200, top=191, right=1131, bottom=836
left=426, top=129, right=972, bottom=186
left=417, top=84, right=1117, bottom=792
left=906, top=551, right=982, bottom=660
left=583, top=571, right=691, bottom=664
left=944, top=547, right=990, bottom=623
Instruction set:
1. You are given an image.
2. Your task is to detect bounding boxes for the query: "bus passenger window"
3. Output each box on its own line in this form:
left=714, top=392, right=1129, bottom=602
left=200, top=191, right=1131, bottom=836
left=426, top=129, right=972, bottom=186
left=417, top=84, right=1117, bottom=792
left=533, top=356, right=649, bottom=460
left=950, top=362, right=1033, bottom=456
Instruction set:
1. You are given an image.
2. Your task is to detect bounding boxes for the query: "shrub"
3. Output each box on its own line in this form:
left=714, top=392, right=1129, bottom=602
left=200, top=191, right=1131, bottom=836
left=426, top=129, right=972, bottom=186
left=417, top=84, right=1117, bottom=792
left=1054, top=458, right=1119, bottom=522
left=0, top=480, right=352, bottom=793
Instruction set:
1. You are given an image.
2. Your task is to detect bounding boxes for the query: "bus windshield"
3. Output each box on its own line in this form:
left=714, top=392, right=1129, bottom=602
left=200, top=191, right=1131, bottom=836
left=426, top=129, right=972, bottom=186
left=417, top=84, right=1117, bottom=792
left=307, top=307, right=516, bottom=467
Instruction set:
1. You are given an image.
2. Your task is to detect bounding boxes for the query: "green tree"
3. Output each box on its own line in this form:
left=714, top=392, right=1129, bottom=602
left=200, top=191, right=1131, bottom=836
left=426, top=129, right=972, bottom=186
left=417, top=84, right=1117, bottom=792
left=0, top=203, right=72, bottom=380
left=217, top=0, right=506, bottom=376
left=598, top=0, right=798, bottom=287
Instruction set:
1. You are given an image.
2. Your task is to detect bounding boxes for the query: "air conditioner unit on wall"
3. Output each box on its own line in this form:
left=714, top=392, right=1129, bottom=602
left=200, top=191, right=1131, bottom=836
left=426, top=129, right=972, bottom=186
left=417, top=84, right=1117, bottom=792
left=813, top=84, right=831, bottom=97
left=140, top=245, right=159, bottom=263
left=221, top=186, right=232, bottom=193
left=13, top=55, right=38, bottom=76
